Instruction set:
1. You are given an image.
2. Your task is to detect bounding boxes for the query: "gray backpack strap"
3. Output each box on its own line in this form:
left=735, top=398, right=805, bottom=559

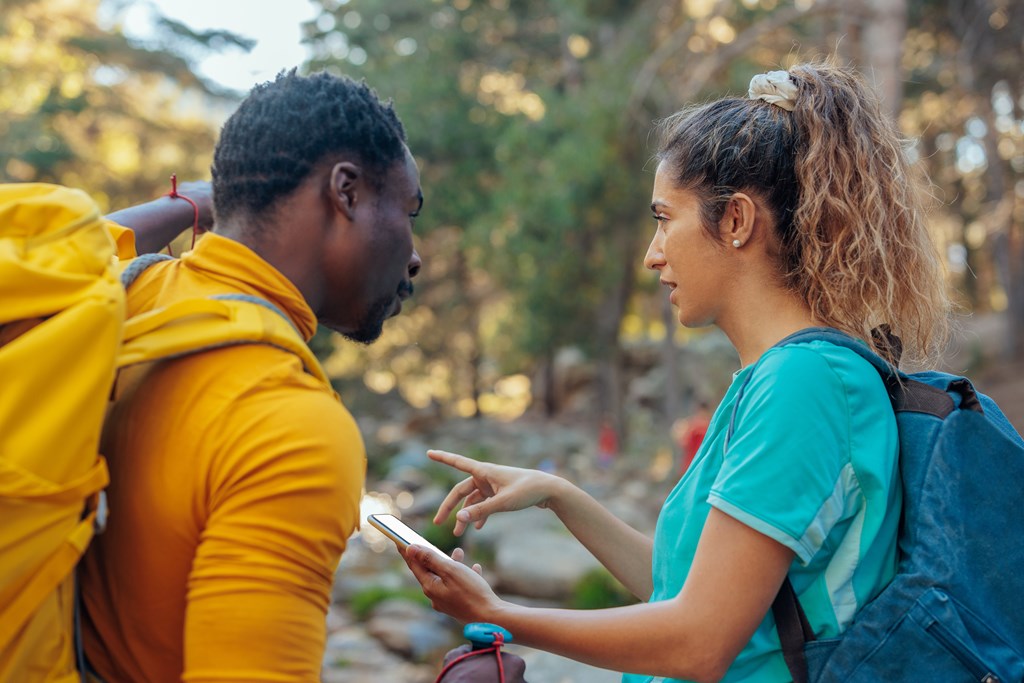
left=120, top=253, right=174, bottom=289
left=210, top=293, right=300, bottom=335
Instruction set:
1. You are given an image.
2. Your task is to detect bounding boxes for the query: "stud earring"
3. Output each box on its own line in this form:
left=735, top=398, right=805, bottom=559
left=732, top=239, right=742, bottom=248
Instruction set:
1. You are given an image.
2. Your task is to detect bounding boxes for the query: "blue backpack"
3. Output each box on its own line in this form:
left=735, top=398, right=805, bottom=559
left=751, top=328, right=1024, bottom=683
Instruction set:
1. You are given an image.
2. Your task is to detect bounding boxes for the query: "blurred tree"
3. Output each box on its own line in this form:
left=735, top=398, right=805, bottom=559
left=898, top=0, right=1024, bottom=360
left=0, top=0, right=249, bottom=211
left=304, top=0, right=514, bottom=418
left=304, top=0, right=1023, bottom=429
left=305, top=0, right=655, bottom=425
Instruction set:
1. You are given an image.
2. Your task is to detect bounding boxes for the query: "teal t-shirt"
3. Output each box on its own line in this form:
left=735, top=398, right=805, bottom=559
left=623, top=339, right=900, bottom=683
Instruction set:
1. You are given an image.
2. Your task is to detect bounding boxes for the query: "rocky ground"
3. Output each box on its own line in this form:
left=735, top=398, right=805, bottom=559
left=320, top=420, right=669, bottom=683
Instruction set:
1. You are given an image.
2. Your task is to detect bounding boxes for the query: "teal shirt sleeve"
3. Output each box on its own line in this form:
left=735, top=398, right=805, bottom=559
left=708, top=346, right=853, bottom=565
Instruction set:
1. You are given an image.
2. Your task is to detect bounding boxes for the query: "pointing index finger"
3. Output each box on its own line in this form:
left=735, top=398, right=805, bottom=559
left=427, top=449, right=481, bottom=474
left=436, top=476, right=478, bottom=529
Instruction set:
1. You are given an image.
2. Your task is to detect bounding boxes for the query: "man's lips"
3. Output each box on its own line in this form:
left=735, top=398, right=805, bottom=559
left=398, top=281, right=414, bottom=300
left=389, top=281, right=414, bottom=318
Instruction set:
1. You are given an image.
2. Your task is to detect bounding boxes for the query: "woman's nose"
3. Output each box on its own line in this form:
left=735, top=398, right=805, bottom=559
left=643, top=238, right=664, bottom=271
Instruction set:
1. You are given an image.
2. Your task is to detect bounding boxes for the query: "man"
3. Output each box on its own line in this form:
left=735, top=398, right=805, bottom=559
left=80, top=71, right=422, bottom=683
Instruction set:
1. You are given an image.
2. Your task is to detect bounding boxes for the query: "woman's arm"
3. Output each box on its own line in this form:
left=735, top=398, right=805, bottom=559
left=405, top=508, right=793, bottom=683
left=429, top=450, right=654, bottom=598
left=543, top=477, right=655, bottom=599
left=106, top=181, right=213, bottom=254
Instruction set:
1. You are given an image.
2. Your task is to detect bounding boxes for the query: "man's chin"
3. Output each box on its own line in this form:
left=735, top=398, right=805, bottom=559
left=320, top=297, right=394, bottom=345
left=339, top=313, right=387, bottom=345
left=340, top=326, right=382, bottom=345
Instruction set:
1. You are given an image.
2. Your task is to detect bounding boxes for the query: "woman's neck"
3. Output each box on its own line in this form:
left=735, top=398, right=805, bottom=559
left=718, top=286, right=820, bottom=368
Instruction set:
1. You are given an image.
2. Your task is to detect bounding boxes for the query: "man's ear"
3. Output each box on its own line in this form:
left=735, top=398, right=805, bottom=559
left=329, top=162, right=361, bottom=220
left=719, top=192, right=757, bottom=247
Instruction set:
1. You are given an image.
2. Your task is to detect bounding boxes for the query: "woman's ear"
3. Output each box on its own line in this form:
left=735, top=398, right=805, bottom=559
left=720, top=192, right=757, bottom=248
left=329, top=162, right=360, bottom=221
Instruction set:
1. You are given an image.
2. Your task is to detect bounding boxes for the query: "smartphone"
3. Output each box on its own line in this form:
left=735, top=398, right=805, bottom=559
left=366, top=513, right=448, bottom=559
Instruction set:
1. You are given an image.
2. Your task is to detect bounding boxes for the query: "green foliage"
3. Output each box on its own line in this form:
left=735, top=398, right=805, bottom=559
left=302, top=0, right=661, bottom=412
left=570, top=568, right=638, bottom=610
left=362, top=440, right=401, bottom=484
left=0, top=0, right=245, bottom=210
left=299, top=0, right=1024, bottom=408
left=349, top=585, right=431, bottom=621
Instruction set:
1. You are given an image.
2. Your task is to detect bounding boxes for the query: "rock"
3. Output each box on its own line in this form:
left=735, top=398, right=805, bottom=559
left=463, top=507, right=562, bottom=548
left=387, top=440, right=433, bottom=477
left=401, top=484, right=449, bottom=517
left=322, top=621, right=408, bottom=675
left=332, top=536, right=413, bottom=603
left=506, top=644, right=622, bottom=683
left=366, top=599, right=460, bottom=661
left=492, top=529, right=603, bottom=599
left=322, top=604, right=446, bottom=681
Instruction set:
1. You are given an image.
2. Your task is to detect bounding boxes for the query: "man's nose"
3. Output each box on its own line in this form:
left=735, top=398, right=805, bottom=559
left=408, top=249, right=422, bottom=279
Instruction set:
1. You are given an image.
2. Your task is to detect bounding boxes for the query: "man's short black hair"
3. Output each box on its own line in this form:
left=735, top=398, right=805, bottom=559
left=211, top=69, right=407, bottom=222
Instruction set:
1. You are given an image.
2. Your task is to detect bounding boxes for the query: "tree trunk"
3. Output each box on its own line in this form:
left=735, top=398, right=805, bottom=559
left=860, top=0, right=907, bottom=118
left=593, top=199, right=642, bottom=442
left=455, top=249, right=483, bottom=418
left=977, top=93, right=1017, bottom=359
left=594, top=258, right=634, bottom=442
left=536, top=351, right=558, bottom=418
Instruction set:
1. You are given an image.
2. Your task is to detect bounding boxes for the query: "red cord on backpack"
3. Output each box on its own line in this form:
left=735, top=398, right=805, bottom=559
left=166, top=174, right=201, bottom=251
left=435, top=631, right=507, bottom=683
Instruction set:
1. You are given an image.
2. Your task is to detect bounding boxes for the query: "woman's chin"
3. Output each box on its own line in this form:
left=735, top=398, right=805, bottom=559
left=677, top=312, right=715, bottom=330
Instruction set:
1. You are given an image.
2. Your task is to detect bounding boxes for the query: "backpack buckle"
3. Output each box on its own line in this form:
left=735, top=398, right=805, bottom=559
left=94, top=490, right=109, bottom=535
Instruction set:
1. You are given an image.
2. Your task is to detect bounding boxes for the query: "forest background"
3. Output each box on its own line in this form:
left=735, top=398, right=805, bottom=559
left=3, top=0, right=1023, bottom=466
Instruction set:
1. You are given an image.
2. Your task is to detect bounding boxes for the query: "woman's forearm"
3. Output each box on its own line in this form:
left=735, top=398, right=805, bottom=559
left=403, top=510, right=791, bottom=683
left=546, top=477, right=654, bottom=599
left=492, top=599, right=723, bottom=683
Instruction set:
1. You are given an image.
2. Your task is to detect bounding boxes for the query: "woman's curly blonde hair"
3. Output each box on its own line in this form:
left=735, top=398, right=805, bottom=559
left=656, top=60, right=950, bottom=366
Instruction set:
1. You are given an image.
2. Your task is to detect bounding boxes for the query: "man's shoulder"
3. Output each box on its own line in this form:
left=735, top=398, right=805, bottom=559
left=181, top=343, right=339, bottom=407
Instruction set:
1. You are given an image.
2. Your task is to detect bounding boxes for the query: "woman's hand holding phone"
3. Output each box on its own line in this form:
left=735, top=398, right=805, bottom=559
left=428, top=449, right=566, bottom=536
left=401, top=542, right=502, bottom=625
left=367, top=512, right=497, bottom=623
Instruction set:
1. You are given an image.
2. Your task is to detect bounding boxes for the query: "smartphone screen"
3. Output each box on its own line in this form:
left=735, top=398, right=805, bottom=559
left=366, top=513, right=448, bottom=558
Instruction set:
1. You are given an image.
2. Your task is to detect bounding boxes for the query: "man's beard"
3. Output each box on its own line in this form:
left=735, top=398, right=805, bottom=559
left=341, top=295, right=393, bottom=344
left=342, top=281, right=412, bottom=345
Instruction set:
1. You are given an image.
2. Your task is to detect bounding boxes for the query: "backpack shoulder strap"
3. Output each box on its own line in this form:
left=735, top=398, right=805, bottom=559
left=116, top=254, right=330, bottom=386
left=119, top=252, right=174, bottom=289
left=724, top=328, right=898, bottom=682
left=772, top=327, right=899, bottom=381
left=725, top=327, right=899, bottom=448
left=117, top=295, right=330, bottom=386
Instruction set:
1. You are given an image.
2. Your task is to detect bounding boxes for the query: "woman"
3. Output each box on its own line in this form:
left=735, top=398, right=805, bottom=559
left=402, top=62, right=949, bottom=683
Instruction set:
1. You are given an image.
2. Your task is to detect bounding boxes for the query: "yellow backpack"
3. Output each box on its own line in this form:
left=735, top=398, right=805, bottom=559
left=0, top=184, right=329, bottom=683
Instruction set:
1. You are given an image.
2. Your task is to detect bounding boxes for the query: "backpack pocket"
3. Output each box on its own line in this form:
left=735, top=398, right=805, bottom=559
left=907, top=588, right=1001, bottom=681
left=832, top=587, right=1011, bottom=683
left=810, top=586, right=1023, bottom=682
